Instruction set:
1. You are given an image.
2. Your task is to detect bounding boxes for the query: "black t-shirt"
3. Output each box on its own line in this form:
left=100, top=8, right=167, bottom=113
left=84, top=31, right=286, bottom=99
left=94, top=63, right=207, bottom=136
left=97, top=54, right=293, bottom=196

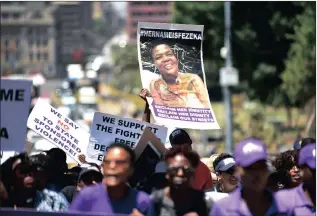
left=151, top=188, right=209, bottom=216
left=61, top=186, right=78, bottom=203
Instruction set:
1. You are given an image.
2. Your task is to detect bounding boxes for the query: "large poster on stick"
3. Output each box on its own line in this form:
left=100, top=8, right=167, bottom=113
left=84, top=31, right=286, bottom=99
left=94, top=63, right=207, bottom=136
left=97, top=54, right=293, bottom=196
left=137, top=22, right=220, bottom=130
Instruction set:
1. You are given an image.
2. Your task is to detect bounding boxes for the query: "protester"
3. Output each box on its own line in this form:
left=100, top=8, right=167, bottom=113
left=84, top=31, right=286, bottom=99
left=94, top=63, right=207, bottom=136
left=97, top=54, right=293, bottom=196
left=69, top=143, right=151, bottom=215
left=169, top=129, right=214, bottom=190
left=45, top=148, right=69, bottom=192
left=276, top=143, right=316, bottom=215
left=0, top=153, right=30, bottom=207
left=211, top=138, right=283, bottom=216
left=147, top=145, right=209, bottom=216
left=208, top=154, right=220, bottom=186
left=206, top=153, right=239, bottom=193
left=1, top=153, right=69, bottom=211
left=141, top=161, right=169, bottom=194
left=272, top=150, right=301, bottom=188
left=61, top=163, right=103, bottom=203
left=0, top=178, right=9, bottom=207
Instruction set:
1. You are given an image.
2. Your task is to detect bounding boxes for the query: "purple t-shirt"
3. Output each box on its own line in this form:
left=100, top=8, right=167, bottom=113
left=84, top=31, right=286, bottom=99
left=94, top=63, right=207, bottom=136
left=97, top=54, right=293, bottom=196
left=275, top=184, right=315, bottom=216
left=210, top=188, right=284, bottom=216
left=69, top=183, right=151, bottom=215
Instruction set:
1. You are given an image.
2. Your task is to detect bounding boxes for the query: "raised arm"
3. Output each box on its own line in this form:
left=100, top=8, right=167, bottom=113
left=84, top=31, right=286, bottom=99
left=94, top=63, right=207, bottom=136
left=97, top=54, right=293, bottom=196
left=139, top=88, right=151, bottom=123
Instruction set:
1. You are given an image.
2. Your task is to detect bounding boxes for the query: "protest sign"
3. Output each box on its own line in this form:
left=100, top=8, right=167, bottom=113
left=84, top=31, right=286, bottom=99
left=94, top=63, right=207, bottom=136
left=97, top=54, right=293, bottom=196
left=130, top=127, right=167, bottom=187
left=0, top=79, right=32, bottom=152
left=27, top=99, right=90, bottom=164
left=87, top=112, right=168, bottom=165
left=137, top=22, right=220, bottom=130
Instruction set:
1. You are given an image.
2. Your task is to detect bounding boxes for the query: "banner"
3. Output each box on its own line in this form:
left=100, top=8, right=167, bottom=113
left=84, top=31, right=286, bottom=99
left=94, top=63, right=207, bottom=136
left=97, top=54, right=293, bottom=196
left=0, top=79, right=32, bottom=151
left=87, top=112, right=168, bottom=165
left=137, top=22, right=220, bottom=130
left=27, top=99, right=90, bottom=164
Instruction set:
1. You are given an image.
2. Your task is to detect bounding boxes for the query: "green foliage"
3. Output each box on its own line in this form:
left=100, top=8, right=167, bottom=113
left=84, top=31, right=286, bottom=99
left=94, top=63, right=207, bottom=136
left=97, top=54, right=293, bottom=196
left=281, top=2, right=316, bottom=105
left=173, top=2, right=313, bottom=107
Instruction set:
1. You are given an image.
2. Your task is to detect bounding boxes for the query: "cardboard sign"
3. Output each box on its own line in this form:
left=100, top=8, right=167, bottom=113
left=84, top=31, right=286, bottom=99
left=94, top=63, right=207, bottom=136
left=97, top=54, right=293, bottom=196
left=137, top=22, right=220, bottom=130
left=87, top=112, right=168, bottom=165
left=27, top=99, right=90, bottom=164
left=130, top=127, right=167, bottom=187
left=0, top=79, right=32, bottom=151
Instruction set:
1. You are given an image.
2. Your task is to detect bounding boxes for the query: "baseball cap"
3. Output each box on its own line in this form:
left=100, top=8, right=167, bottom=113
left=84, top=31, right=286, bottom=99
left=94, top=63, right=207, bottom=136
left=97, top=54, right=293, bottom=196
left=293, top=138, right=302, bottom=150
left=154, top=161, right=167, bottom=174
left=298, top=143, right=316, bottom=169
left=234, top=138, right=267, bottom=167
left=78, top=163, right=102, bottom=181
left=169, top=129, right=192, bottom=146
left=294, top=137, right=316, bottom=150
left=214, top=157, right=236, bottom=172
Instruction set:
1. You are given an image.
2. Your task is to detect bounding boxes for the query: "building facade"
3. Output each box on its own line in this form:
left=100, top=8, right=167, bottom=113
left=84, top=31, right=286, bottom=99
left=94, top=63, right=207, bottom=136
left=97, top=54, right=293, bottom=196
left=126, top=1, right=173, bottom=43
left=53, top=1, right=93, bottom=78
left=0, top=2, right=56, bottom=76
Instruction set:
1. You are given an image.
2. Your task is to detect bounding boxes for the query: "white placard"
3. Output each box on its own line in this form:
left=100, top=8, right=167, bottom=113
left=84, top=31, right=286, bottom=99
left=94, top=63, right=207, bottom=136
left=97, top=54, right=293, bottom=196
left=27, top=99, right=90, bottom=164
left=0, top=79, right=32, bottom=152
left=87, top=112, right=168, bottom=165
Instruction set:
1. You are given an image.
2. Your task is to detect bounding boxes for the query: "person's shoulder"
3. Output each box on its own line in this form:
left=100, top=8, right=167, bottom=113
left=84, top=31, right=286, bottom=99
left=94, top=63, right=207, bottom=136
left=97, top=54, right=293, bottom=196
left=198, top=161, right=211, bottom=173
left=61, top=185, right=76, bottom=193
left=131, top=188, right=151, bottom=201
left=274, top=186, right=299, bottom=210
left=77, top=183, right=104, bottom=198
left=42, top=189, right=69, bottom=203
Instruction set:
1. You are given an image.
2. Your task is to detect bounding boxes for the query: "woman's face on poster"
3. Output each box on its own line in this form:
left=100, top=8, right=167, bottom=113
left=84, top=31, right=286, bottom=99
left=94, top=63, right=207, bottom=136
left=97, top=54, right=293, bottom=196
left=152, top=44, right=178, bottom=78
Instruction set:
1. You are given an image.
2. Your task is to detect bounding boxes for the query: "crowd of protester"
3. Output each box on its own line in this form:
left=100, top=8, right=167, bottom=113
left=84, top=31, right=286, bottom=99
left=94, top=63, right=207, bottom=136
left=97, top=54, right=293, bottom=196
left=0, top=92, right=315, bottom=216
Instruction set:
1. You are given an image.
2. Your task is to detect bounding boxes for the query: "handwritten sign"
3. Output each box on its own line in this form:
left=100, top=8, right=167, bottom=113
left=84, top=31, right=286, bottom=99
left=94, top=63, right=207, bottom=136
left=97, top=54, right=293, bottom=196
left=87, top=112, right=168, bottom=165
left=27, top=99, right=90, bottom=164
left=0, top=79, right=32, bottom=151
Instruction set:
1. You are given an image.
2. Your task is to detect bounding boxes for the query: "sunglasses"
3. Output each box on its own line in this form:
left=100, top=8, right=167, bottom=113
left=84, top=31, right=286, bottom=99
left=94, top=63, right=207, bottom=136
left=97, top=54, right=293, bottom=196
left=222, top=167, right=236, bottom=175
left=167, top=165, right=194, bottom=175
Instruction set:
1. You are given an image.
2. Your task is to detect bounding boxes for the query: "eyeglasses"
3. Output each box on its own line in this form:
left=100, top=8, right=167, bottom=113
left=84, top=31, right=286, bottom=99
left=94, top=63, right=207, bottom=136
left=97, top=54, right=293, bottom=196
left=167, top=165, right=194, bottom=176
left=103, top=159, right=129, bottom=166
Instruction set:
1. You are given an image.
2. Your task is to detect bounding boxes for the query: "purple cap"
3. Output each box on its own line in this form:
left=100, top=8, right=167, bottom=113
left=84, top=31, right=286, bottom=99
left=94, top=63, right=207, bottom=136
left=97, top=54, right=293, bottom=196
left=299, top=143, right=316, bottom=169
left=234, top=138, right=267, bottom=167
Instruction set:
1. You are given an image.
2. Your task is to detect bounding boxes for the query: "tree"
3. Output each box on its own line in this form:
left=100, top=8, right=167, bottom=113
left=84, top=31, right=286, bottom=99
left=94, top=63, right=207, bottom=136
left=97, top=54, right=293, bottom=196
left=173, top=2, right=305, bottom=106
left=281, top=2, right=316, bottom=106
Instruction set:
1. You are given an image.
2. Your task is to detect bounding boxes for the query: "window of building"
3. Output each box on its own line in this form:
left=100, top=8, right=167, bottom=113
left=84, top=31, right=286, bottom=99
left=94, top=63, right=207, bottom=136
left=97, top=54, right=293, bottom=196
left=29, top=52, right=33, bottom=61
left=43, top=52, right=48, bottom=60
left=16, top=52, right=20, bottom=61
left=42, top=39, right=48, bottom=46
left=2, top=13, right=9, bottom=19
left=133, top=22, right=138, bottom=28
left=36, top=38, right=41, bottom=47
left=4, top=40, right=9, bottom=48
left=5, top=50, right=9, bottom=62
left=15, top=40, right=20, bottom=49
left=37, top=52, right=41, bottom=61
left=12, top=13, right=20, bottom=19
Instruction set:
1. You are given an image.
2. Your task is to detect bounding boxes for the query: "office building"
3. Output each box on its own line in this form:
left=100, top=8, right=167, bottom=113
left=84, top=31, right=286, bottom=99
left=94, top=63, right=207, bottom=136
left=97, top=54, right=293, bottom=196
left=0, top=2, right=56, bottom=76
left=53, top=1, right=92, bottom=78
left=126, top=1, right=173, bottom=43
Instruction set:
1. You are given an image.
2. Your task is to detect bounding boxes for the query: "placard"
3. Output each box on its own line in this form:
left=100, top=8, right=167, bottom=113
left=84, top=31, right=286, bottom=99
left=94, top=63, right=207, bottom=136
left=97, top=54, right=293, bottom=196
left=0, top=79, right=32, bottom=152
left=137, top=22, right=220, bottom=130
left=87, top=112, right=167, bottom=165
left=27, top=99, right=90, bottom=164
left=130, top=127, right=167, bottom=187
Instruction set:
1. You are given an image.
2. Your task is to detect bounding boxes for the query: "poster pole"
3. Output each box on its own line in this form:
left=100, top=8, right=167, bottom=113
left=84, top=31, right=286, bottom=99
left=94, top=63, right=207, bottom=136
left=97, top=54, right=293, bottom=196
left=223, top=1, right=233, bottom=154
